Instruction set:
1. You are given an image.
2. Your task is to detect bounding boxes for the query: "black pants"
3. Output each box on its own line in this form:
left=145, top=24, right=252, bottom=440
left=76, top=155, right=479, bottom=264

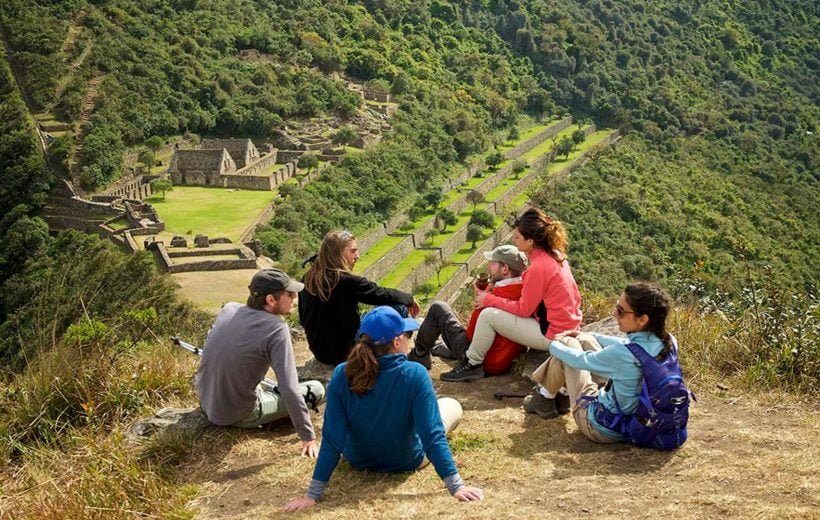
left=415, top=302, right=470, bottom=359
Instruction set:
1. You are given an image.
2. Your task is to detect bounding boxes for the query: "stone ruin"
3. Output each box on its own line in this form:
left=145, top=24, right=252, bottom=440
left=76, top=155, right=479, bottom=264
left=168, top=138, right=298, bottom=191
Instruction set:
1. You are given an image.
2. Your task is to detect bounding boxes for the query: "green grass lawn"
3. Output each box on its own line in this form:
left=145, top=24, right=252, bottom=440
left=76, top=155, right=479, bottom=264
left=354, top=235, right=407, bottom=273
left=379, top=249, right=432, bottom=288
left=145, top=186, right=275, bottom=241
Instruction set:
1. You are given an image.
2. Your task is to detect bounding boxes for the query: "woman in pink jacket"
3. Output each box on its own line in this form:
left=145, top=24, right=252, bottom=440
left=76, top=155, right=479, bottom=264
left=441, top=208, right=583, bottom=411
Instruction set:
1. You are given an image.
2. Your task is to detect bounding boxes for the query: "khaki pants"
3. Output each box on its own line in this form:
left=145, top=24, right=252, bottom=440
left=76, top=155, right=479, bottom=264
left=232, top=380, right=325, bottom=429
left=532, top=334, right=617, bottom=444
left=418, top=397, right=463, bottom=468
left=466, top=308, right=550, bottom=365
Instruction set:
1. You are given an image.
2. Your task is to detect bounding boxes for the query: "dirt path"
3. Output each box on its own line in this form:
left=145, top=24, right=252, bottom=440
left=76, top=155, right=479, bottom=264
left=179, top=340, right=819, bottom=519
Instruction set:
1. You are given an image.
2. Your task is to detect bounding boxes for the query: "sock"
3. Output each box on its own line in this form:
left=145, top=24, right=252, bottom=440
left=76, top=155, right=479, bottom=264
left=538, top=386, right=556, bottom=399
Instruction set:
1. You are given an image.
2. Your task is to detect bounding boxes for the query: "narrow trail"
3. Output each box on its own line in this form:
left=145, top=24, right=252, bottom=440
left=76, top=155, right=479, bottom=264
left=69, top=74, right=104, bottom=187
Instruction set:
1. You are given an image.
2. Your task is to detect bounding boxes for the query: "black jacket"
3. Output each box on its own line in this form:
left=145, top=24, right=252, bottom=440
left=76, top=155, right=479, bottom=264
left=298, top=272, right=414, bottom=366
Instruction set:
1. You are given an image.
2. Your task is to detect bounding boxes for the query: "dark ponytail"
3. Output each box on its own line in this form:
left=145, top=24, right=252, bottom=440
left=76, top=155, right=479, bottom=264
left=346, top=335, right=391, bottom=395
left=624, top=282, right=673, bottom=357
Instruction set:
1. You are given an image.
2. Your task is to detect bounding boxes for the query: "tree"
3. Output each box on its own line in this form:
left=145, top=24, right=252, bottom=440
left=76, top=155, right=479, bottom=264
left=425, top=228, right=440, bottom=246
left=425, top=252, right=445, bottom=286
left=144, top=136, right=164, bottom=153
left=139, top=150, right=156, bottom=169
left=466, top=190, right=485, bottom=211
left=436, top=208, right=457, bottom=232
left=150, top=178, right=173, bottom=200
left=424, top=190, right=443, bottom=211
left=486, top=150, right=504, bottom=170
left=557, top=136, right=574, bottom=159
left=332, top=126, right=359, bottom=146
left=572, top=128, right=586, bottom=147
left=298, top=152, right=319, bottom=173
left=470, top=209, right=494, bottom=229
left=512, top=159, right=526, bottom=179
left=466, top=224, right=483, bottom=249
left=408, top=202, right=427, bottom=221
left=507, top=126, right=520, bottom=142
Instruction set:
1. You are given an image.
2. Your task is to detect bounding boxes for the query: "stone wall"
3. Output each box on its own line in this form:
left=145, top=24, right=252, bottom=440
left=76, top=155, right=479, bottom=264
left=395, top=248, right=443, bottom=294
left=233, top=150, right=278, bottom=176
left=360, top=235, right=415, bottom=282
left=222, top=174, right=274, bottom=191
left=504, top=116, right=573, bottom=159
left=435, top=264, right=470, bottom=305
left=55, top=196, right=123, bottom=218
left=154, top=243, right=257, bottom=273
left=276, top=150, right=304, bottom=164
left=239, top=202, right=275, bottom=244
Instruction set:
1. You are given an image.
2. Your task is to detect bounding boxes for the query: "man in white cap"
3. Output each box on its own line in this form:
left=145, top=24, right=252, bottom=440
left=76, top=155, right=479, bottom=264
left=197, top=268, right=325, bottom=457
left=409, top=245, right=528, bottom=376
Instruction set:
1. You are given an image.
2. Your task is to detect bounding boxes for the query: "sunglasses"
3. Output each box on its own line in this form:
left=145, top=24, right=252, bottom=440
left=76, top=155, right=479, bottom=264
left=339, top=230, right=354, bottom=241
left=614, top=301, right=635, bottom=317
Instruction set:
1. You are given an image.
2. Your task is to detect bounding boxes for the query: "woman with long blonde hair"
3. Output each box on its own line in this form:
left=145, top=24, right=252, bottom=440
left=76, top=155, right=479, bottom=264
left=299, top=230, right=419, bottom=365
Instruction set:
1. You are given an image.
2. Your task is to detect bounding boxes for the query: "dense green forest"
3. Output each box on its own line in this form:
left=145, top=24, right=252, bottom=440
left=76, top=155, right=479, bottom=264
left=0, top=0, right=817, bottom=375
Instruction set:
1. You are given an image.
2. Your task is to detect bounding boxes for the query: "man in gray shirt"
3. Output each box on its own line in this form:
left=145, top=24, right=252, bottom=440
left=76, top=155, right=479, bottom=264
left=197, top=268, right=325, bottom=457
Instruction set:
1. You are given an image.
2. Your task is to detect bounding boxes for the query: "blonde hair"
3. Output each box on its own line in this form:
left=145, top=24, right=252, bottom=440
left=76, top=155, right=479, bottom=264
left=304, top=230, right=356, bottom=302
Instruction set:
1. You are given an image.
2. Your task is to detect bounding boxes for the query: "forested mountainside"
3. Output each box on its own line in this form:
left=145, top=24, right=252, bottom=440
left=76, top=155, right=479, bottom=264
left=0, top=1, right=817, bottom=373
left=0, top=2, right=817, bottom=516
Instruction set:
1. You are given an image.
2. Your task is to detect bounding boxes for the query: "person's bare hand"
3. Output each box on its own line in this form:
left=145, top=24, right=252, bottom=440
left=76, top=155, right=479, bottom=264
left=409, top=298, right=421, bottom=318
left=474, top=289, right=489, bottom=309
left=301, top=439, right=319, bottom=458
left=281, top=496, right=316, bottom=512
left=556, top=330, right=581, bottom=340
left=454, top=486, right=484, bottom=502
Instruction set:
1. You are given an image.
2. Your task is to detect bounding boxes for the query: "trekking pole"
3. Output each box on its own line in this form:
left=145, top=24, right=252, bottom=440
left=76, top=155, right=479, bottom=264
left=171, top=336, right=278, bottom=392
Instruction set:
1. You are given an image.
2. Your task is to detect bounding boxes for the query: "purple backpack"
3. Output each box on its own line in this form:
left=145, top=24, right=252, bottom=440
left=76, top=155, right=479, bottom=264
left=620, top=337, right=691, bottom=450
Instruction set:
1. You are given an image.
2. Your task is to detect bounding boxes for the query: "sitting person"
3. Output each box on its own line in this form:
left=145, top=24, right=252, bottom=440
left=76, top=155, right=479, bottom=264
left=196, top=269, right=325, bottom=457
left=282, top=306, right=484, bottom=512
left=299, top=230, right=420, bottom=366
left=441, top=209, right=582, bottom=397
left=533, top=283, right=677, bottom=443
left=410, top=244, right=528, bottom=375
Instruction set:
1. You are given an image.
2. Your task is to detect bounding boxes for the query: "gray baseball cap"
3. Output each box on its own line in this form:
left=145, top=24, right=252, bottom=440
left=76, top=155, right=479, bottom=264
left=249, top=268, right=304, bottom=296
left=483, top=245, right=527, bottom=272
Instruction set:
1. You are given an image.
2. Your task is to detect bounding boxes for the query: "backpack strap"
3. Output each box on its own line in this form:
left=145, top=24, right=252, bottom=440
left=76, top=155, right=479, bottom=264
left=624, top=342, right=657, bottom=369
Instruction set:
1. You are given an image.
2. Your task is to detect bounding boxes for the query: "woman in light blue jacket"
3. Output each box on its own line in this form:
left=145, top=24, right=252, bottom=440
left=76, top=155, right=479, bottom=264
left=532, top=282, right=675, bottom=442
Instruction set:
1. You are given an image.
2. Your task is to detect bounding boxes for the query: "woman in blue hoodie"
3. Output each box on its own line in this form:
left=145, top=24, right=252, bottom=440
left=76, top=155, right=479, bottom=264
left=534, top=282, right=675, bottom=442
left=282, top=306, right=484, bottom=512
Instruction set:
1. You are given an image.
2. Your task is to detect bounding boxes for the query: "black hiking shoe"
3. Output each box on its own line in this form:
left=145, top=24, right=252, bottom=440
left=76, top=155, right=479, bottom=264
left=555, top=392, right=571, bottom=415
left=407, top=348, right=432, bottom=370
left=522, top=391, right=560, bottom=420
left=440, top=359, right=484, bottom=382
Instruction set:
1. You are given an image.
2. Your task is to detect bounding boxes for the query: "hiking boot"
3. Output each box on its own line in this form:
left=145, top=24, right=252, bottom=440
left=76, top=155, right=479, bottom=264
left=522, top=391, right=560, bottom=420
left=555, top=392, right=571, bottom=415
left=431, top=340, right=455, bottom=359
left=407, top=348, right=432, bottom=370
left=440, top=359, right=484, bottom=382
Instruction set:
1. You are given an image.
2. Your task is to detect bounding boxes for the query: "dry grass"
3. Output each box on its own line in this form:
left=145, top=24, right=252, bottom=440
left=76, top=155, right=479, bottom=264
left=175, top=336, right=819, bottom=520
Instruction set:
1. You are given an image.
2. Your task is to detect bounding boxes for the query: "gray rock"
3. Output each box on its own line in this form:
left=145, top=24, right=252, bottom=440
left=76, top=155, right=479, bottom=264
left=126, top=407, right=211, bottom=444
left=210, top=237, right=233, bottom=244
left=297, top=358, right=334, bottom=384
left=194, top=234, right=209, bottom=247
left=170, top=235, right=187, bottom=248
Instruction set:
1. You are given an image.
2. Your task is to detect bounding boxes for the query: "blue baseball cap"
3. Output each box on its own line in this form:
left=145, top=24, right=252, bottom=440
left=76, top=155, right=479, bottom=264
left=358, top=306, right=420, bottom=346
